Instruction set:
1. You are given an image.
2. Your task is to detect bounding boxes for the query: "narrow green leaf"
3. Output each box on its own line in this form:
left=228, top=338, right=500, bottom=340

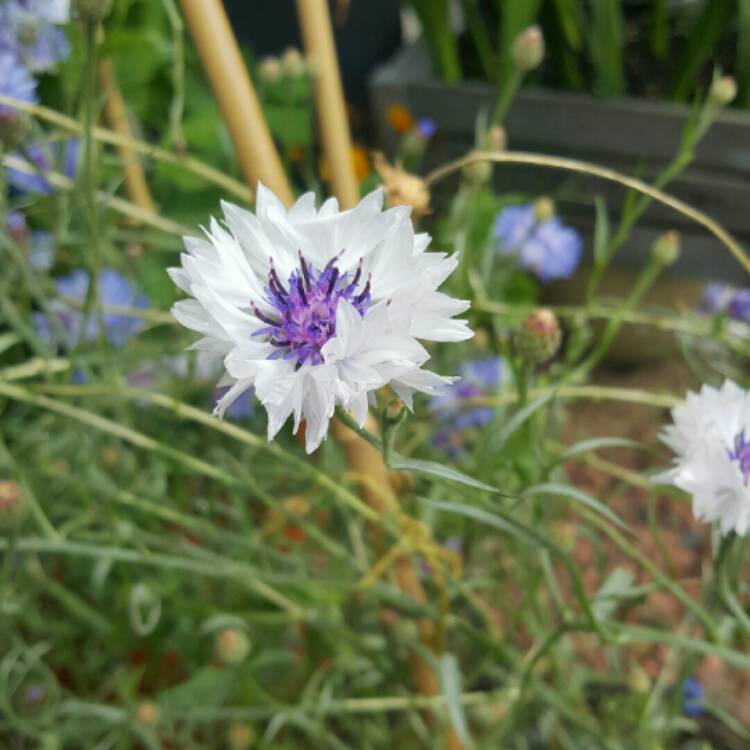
left=592, top=568, right=636, bottom=622
left=390, top=455, right=500, bottom=494
left=557, top=437, right=649, bottom=463
left=439, top=653, right=473, bottom=748
left=488, top=391, right=555, bottom=454
left=523, top=482, right=631, bottom=533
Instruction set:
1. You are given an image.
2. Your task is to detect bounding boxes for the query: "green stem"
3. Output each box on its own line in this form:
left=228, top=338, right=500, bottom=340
left=492, top=68, right=522, bottom=125
left=577, top=251, right=666, bottom=377
left=80, top=18, right=102, bottom=347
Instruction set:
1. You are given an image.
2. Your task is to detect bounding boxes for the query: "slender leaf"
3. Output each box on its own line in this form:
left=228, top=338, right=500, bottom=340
left=487, top=391, right=555, bottom=454
left=440, top=653, right=473, bottom=748
left=556, top=436, right=650, bottom=463
left=390, top=455, right=501, bottom=494
left=523, top=482, right=631, bottom=532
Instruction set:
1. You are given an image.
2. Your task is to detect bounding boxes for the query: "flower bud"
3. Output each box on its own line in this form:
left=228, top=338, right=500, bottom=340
left=514, top=309, right=561, bottom=365
left=215, top=627, right=251, bottom=665
left=72, top=0, right=113, bottom=22
left=258, top=57, right=282, bottom=85
left=281, top=47, right=307, bottom=77
left=532, top=196, right=555, bottom=222
left=511, top=26, right=545, bottom=72
left=0, top=481, right=25, bottom=530
left=228, top=724, right=255, bottom=750
left=651, top=230, right=680, bottom=267
left=709, top=76, right=737, bottom=107
left=134, top=701, right=159, bottom=727
left=0, top=111, right=31, bottom=151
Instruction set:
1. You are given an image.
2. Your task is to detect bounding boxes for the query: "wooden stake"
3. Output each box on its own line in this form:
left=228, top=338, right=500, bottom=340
left=296, top=0, right=359, bottom=209
left=97, top=58, right=156, bottom=216
left=179, top=0, right=293, bottom=206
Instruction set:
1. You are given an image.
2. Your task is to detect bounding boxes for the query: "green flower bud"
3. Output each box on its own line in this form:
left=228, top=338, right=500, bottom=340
left=72, top=0, right=113, bottom=22
left=514, top=309, right=561, bottom=365
left=0, top=111, right=31, bottom=151
left=532, top=196, right=555, bottom=222
left=215, top=627, right=251, bottom=665
left=511, top=26, right=545, bottom=72
left=709, top=76, right=737, bottom=107
left=258, top=57, right=282, bottom=85
left=281, top=47, right=307, bottom=78
left=651, top=230, right=680, bottom=267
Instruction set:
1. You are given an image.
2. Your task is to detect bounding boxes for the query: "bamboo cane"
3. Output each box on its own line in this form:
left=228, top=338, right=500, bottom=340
left=296, top=0, right=359, bottom=209
left=295, top=3, right=463, bottom=746
left=97, top=57, right=156, bottom=216
left=179, top=0, right=293, bottom=206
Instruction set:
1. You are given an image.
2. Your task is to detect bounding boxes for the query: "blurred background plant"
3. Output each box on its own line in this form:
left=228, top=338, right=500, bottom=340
left=0, top=1, right=749, bottom=749
left=405, top=0, right=750, bottom=107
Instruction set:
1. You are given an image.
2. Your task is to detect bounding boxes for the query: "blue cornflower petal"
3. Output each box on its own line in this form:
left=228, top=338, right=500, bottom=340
left=494, top=204, right=536, bottom=254
left=0, top=50, right=37, bottom=113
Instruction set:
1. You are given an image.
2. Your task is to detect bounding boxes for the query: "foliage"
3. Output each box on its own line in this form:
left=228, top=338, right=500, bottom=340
left=0, top=3, right=749, bottom=749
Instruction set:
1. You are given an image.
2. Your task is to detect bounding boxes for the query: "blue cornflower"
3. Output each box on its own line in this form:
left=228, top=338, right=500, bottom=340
left=0, top=0, right=70, bottom=73
left=6, top=138, right=79, bottom=195
left=430, top=356, right=502, bottom=455
left=729, top=288, right=750, bottom=322
left=680, top=677, right=704, bottom=717
left=0, top=49, right=37, bottom=114
left=494, top=200, right=582, bottom=283
left=700, top=283, right=750, bottom=323
left=34, top=268, right=147, bottom=348
left=415, top=117, right=437, bottom=140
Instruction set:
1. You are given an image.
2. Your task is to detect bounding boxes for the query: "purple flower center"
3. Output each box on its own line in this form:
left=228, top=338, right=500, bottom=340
left=729, top=430, right=750, bottom=485
left=252, top=252, right=371, bottom=367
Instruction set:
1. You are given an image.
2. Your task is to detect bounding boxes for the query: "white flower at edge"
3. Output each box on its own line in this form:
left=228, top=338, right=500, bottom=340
left=653, top=380, right=750, bottom=536
left=169, top=184, right=473, bottom=452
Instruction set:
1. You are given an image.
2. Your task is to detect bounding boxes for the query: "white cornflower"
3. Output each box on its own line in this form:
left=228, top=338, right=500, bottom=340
left=653, top=380, right=750, bottom=536
left=169, top=185, right=472, bottom=452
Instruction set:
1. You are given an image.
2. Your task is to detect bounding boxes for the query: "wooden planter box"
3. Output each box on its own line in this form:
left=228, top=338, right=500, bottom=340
left=369, top=44, right=750, bottom=287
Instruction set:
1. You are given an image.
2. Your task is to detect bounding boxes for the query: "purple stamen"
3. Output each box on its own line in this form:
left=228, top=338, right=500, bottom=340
left=253, top=253, right=371, bottom=367
left=299, top=251, right=311, bottom=289
left=729, top=429, right=750, bottom=486
left=326, top=268, right=339, bottom=297
left=251, top=302, right=280, bottom=327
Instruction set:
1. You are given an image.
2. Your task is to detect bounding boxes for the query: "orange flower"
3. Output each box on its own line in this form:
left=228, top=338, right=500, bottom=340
left=318, top=144, right=371, bottom=184
left=386, top=103, right=415, bottom=134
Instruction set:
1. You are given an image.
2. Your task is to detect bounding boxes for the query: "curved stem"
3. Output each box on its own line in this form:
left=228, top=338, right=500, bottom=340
left=425, top=150, right=750, bottom=274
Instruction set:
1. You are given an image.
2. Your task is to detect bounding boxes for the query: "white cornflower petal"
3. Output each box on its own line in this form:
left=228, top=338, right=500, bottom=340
left=170, top=184, right=473, bottom=452
left=653, top=380, right=750, bottom=536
